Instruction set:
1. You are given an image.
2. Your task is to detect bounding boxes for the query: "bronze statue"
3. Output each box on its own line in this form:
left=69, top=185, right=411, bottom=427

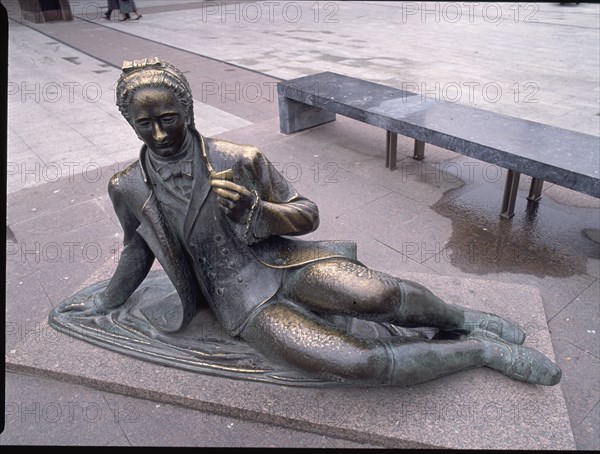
left=50, top=58, right=561, bottom=387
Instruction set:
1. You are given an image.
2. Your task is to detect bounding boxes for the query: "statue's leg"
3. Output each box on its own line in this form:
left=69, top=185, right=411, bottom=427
left=241, top=300, right=560, bottom=386
left=397, top=279, right=526, bottom=344
left=242, top=299, right=483, bottom=386
left=281, top=259, right=525, bottom=344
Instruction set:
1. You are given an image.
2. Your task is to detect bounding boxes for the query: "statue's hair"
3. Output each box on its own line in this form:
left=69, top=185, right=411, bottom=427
left=116, top=57, right=195, bottom=128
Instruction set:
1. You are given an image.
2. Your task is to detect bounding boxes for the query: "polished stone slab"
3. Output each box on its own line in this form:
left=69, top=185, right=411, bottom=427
left=278, top=72, right=600, bottom=198
left=7, top=270, right=575, bottom=450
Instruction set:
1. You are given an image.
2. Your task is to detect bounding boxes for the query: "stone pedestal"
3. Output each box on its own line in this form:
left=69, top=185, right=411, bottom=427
left=6, top=271, right=575, bottom=449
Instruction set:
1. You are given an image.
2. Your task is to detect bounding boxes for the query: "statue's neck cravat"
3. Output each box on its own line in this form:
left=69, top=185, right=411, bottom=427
left=148, top=132, right=195, bottom=200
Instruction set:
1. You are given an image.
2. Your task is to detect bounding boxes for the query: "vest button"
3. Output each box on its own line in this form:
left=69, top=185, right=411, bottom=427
left=216, top=288, right=225, bottom=296
left=222, top=248, right=229, bottom=255
left=208, top=272, right=216, bottom=279
left=237, top=276, right=243, bottom=283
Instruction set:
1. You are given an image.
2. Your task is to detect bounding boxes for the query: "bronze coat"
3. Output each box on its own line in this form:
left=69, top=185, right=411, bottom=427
left=105, top=129, right=357, bottom=334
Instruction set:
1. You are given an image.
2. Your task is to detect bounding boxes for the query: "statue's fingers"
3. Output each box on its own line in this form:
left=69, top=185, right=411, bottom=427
left=78, top=307, right=102, bottom=317
left=56, top=300, right=88, bottom=313
left=210, top=179, right=238, bottom=190
left=210, top=179, right=250, bottom=197
left=216, top=196, right=233, bottom=209
left=213, top=187, right=240, bottom=201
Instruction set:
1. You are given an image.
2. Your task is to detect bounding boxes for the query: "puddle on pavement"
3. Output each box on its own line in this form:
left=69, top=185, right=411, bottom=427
left=431, top=184, right=600, bottom=278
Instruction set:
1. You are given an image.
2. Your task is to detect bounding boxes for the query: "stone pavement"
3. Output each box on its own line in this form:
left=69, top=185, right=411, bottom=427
left=2, top=0, right=599, bottom=448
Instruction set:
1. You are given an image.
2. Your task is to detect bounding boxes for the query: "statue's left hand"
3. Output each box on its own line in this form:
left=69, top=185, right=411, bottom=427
left=56, top=292, right=108, bottom=316
left=210, top=178, right=257, bottom=223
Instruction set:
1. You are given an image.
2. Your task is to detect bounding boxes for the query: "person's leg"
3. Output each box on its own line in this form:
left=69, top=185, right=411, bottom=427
left=131, top=0, right=141, bottom=19
left=281, top=259, right=525, bottom=344
left=241, top=300, right=560, bottom=386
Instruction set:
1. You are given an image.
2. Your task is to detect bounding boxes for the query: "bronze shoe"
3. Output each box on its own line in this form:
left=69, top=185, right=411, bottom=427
left=471, top=329, right=562, bottom=386
left=462, top=310, right=526, bottom=345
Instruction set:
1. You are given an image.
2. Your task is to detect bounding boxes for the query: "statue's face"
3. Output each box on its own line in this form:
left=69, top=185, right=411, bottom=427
left=130, top=86, right=188, bottom=158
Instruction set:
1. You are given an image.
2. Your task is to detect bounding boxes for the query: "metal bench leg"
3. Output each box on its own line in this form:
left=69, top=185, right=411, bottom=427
left=500, top=170, right=521, bottom=219
left=527, top=178, right=544, bottom=202
left=413, top=140, right=425, bottom=160
left=386, top=131, right=397, bottom=170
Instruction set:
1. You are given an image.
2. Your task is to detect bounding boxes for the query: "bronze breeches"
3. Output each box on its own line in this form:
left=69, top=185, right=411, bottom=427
left=240, top=258, right=413, bottom=383
left=280, top=258, right=408, bottom=321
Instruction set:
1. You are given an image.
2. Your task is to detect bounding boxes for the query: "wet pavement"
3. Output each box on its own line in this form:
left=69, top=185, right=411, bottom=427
left=2, top=0, right=599, bottom=448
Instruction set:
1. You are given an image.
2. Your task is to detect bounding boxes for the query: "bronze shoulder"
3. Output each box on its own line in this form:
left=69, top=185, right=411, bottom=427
left=204, top=137, right=263, bottom=170
left=108, top=160, right=147, bottom=195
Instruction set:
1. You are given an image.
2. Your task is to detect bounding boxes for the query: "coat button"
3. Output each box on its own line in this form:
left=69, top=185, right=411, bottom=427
left=208, top=272, right=216, bottom=279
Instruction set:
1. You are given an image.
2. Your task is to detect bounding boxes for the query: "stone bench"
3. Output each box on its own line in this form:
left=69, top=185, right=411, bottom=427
left=277, top=72, right=600, bottom=218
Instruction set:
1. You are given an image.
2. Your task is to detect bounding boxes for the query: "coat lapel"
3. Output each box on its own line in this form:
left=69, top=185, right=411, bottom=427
left=183, top=131, right=213, bottom=239
left=136, top=144, right=201, bottom=333
left=136, top=192, right=199, bottom=333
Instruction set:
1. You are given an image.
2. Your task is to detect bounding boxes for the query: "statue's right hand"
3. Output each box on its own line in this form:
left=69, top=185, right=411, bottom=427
left=56, top=292, right=108, bottom=316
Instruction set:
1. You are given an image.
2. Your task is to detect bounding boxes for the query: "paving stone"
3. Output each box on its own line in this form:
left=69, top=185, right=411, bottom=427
left=551, top=338, right=600, bottom=432
left=548, top=281, right=600, bottom=358
left=1, top=372, right=378, bottom=448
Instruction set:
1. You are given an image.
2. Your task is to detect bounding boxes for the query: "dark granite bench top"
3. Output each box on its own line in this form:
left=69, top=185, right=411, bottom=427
left=278, top=72, right=600, bottom=198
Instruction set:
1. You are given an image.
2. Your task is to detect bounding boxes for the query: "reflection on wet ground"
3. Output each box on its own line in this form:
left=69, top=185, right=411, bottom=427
left=432, top=181, right=600, bottom=278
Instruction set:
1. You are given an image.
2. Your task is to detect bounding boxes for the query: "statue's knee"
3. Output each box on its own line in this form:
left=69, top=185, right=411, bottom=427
left=370, top=280, right=403, bottom=314
left=401, top=280, right=434, bottom=304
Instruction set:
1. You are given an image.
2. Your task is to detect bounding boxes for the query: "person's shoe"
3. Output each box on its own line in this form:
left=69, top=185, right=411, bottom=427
left=471, top=329, right=562, bottom=386
left=461, top=309, right=526, bottom=345
left=135, top=14, right=142, bottom=20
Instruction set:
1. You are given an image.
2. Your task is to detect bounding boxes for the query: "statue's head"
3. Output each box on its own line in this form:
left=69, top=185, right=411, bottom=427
left=116, top=58, right=195, bottom=158
left=116, top=57, right=194, bottom=126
